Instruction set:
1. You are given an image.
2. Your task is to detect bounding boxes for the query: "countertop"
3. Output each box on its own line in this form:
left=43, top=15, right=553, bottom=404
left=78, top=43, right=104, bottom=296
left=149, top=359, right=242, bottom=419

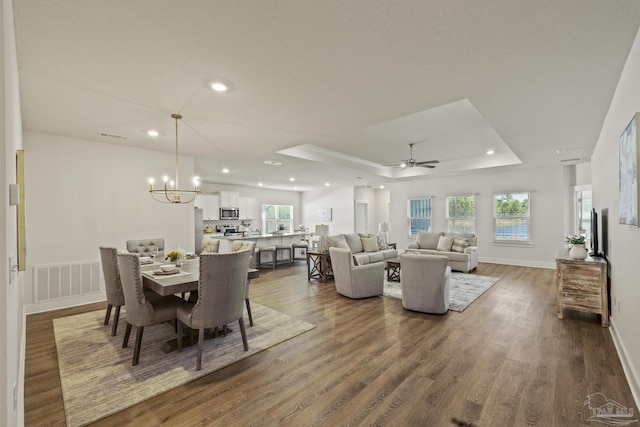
left=223, top=231, right=310, bottom=241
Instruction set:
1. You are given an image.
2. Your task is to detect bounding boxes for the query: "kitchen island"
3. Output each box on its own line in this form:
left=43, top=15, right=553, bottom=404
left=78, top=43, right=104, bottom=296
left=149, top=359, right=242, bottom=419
left=202, top=231, right=310, bottom=253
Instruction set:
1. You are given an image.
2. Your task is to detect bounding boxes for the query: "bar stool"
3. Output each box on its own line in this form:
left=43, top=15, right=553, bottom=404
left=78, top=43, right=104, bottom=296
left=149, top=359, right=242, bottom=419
left=257, top=246, right=276, bottom=270
left=292, top=242, right=308, bottom=262
left=275, top=245, right=293, bottom=265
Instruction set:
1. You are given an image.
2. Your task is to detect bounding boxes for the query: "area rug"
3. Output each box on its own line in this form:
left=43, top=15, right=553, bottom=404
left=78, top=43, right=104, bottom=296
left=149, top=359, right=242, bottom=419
left=383, top=272, right=499, bottom=312
left=53, top=303, right=315, bottom=427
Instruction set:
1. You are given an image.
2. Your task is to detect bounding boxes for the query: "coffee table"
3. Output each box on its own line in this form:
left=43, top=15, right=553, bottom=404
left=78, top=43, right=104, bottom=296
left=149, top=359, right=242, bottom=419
left=386, top=257, right=400, bottom=282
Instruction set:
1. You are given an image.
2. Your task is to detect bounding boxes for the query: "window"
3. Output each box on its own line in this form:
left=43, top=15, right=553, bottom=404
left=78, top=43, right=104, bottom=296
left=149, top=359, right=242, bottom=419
left=407, top=198, right=432, bottom=236
left=576, top=189, right=592, bottom=238
left=262, top=204, right=293, bottom=233
left=494, top=192, right=530, bottom=241
left=446, top=195, right=475, bottom=233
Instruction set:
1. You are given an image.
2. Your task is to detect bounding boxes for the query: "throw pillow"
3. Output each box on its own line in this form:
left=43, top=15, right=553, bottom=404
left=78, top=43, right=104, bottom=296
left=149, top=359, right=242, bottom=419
left=344, top=233, right=364, bottom=253
left=375, top=233, right=390, bottom=250
left=451, top=237, right=469, bottom=253
left=362, top=236, right=379, bottom=252
left=326, top=234, right=346, bottom=248
left=335, top=239, right=350, bottom=250
left=416, top=231, right=443, bottom=249
left=437, top=235, right=454, bottom=252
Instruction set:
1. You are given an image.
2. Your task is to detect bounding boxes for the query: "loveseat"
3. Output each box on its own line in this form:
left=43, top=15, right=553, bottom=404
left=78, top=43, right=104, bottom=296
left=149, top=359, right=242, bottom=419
left=406, top=231, right=478, bottom=273
left=320, top=233, right=398, bottom=265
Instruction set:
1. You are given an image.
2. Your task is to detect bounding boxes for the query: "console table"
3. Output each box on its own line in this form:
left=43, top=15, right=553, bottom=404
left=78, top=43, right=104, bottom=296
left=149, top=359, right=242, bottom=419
left=556, top=250, right=608, bottom=327
left=306, top=251, right=333, bottom=282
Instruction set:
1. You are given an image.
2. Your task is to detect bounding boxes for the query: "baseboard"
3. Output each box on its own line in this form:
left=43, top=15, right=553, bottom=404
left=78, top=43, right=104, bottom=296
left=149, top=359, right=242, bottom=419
left=609, top=317, right=640, bottom=411
left=24, top=293, right=106, bottom=315
left=479, top=257, right=555, bottom=269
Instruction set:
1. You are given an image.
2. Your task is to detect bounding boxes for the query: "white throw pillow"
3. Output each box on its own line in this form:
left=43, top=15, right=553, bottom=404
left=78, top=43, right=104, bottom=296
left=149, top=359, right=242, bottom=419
left=362, top=236, right=379, bottom=252
left=335, top=239, right=350, bottom=250
left=416, top=231, right=443, bottom=249
left=437, top=235, right=454, bottom=252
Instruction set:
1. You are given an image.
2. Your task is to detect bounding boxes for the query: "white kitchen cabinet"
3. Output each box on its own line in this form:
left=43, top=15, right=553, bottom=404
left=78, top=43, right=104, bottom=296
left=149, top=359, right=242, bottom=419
left=195, top=194, right=220, bottom=220
left=238, top=197, right=256, bottom=219
left=218, top=191, right=239, bottom=207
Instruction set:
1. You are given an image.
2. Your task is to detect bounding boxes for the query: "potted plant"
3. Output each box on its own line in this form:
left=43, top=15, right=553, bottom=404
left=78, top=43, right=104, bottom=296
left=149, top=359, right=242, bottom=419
left=165, top=249, right=185, bottom=265
left=565, top=235, right=587, bottom=259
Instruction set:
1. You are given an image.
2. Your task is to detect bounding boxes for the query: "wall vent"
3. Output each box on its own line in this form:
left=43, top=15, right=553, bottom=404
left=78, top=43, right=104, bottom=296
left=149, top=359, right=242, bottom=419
left=33, top=260, right=102, bottom=303
left=99, top=132, right=129, bottom=140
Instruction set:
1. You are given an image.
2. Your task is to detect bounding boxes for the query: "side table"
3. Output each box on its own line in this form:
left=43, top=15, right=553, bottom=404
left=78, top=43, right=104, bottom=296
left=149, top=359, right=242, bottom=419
left=307, top=251, right=333, bottom=282
left=386, top=257, right=400, bottom=282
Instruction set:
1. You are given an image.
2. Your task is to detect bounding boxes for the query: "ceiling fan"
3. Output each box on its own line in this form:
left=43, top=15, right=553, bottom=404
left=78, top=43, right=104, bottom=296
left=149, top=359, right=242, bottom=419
left=388, top=143, right=439, bottom=169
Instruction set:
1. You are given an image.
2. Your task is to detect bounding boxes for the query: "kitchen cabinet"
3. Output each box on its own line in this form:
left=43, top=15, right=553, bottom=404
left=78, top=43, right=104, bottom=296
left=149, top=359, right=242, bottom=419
left=195, top=194, right=220, bottom=220
left=238, top=197, right=256, bottom=219
left=218, top=191, right=239, bottom=207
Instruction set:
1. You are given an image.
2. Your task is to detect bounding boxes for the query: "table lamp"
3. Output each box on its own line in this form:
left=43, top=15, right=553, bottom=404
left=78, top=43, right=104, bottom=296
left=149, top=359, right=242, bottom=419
left=379, top=222, right=390, bottom=243
left=315, top=224, right=330, bottom=252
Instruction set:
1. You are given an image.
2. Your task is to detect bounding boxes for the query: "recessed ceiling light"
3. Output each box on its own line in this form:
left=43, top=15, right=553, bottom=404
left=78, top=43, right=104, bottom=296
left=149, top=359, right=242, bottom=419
left=210, top=82, right=228, bottom=92
left=325, top=182, right=330, bottom=186
left=380, top=185, right=385, bottom=189
left=258, top=182, right=263, bottom=186
left=486, top=149, right=495, bottom=155
left=147, top=130, right=159, bottom=137
left=294, top=186, right=298, bottom=190
left=289, top=177, right=295, bottom=182
left=264, top=160, right=282, bottom=166
left=222, top=168, right=230, bottom=174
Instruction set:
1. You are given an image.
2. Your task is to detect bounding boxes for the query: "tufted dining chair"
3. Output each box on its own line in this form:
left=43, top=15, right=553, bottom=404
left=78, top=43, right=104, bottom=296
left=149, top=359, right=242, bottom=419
left=201, top=238, right=220, bottom=253
left=400, top=253, right=450, bottom=314
left=126, top=238, right=165, bottom=259
left=177, top=249, right=251, bottom=371
left=230, top=240, right=257, bottom=325
left=117, top=253, right=188, bottom=366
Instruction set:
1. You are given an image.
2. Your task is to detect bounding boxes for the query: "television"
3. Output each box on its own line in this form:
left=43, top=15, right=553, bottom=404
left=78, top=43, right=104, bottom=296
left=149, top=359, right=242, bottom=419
left=590, top=208, right=599, bottom=257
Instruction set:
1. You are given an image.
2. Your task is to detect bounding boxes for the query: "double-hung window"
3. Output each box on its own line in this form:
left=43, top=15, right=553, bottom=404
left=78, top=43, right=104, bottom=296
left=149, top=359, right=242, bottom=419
left=407, top=198, right=432, bottom=236
left=446, top=195, right=475, bottom=233
left=262, top=204, right=293, bottom=233
left=494, top=192, right=530, bottom=242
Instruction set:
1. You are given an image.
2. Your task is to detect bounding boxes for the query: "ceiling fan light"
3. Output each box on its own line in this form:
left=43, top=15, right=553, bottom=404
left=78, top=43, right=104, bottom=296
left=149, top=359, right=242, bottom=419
left=400, top=162, right=407, bottom=169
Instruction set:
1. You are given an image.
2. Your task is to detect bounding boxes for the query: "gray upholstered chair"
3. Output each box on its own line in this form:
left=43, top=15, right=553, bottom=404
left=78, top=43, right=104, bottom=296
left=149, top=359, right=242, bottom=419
left=99, top=246, right=160, bottom=336
left=117, top=253, right=188, bottom=366
left=201, top=238, right=220, bottom=253
left=399, top=253, right=451, bottom=314
left=329, top=247, right=384, bottom=299
left=177, top=250, right=251, bottom=371
left=126, top=238, right=165, bottom=259
left=230, top=240, right=257, bottom=326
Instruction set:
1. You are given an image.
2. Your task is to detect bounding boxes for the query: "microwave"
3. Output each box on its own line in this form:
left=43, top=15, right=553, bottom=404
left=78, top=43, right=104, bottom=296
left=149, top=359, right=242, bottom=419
left=220, top=207, right=240, bottom=220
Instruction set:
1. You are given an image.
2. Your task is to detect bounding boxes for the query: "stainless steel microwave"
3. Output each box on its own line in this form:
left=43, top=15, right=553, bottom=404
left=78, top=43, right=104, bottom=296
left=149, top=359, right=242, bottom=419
left=220, top=207, right=239, bottom=220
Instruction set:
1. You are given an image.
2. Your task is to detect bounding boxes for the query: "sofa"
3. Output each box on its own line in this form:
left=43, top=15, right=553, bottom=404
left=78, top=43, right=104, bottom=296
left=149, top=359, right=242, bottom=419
left=406, top=231, right=478, bottom=273
left=320, top=233, right=398, bottom=265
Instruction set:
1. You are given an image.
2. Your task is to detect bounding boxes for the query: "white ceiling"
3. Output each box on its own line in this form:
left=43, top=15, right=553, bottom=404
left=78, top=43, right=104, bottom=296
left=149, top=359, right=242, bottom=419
left=12, top=1, right=640, bottom=191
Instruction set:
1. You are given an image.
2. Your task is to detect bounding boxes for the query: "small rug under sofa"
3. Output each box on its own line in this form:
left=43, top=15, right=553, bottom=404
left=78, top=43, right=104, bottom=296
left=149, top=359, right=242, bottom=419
left=383, top=272, right=499, bottom=312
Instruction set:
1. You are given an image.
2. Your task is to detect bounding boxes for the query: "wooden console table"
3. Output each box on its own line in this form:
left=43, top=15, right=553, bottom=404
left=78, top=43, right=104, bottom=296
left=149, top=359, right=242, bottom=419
left=556, top=250, right=608, bottom=327
left=306, top=251, right=333, bottom=282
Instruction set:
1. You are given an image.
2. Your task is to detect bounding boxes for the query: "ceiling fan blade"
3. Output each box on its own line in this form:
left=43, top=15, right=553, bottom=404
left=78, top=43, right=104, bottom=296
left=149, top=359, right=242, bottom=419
left=417, top=160, right=439, bottom=165
left=418, top=163, right=437, bottom=169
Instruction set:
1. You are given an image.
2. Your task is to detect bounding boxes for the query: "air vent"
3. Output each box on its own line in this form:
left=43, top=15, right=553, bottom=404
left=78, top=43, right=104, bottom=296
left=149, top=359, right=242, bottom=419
left=263, top=160, right=282, bottom=166
left=560, top=158, right=582, bottom=163
left=99, top=132, right=129, bottom=140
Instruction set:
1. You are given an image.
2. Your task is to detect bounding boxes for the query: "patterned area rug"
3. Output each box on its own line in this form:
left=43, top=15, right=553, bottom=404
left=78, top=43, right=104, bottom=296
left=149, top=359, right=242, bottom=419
left=53, top=303, right=315, bottom=426
left=383, top=272, right=499, bottom=312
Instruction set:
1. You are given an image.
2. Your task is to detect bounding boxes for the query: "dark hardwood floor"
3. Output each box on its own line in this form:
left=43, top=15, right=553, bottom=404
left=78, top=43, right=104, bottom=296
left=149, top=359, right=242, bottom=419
left=24, top=262, right=638, bottom=426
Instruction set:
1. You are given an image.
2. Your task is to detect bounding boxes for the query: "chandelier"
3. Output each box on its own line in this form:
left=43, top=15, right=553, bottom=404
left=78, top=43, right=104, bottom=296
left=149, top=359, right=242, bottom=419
left=148, top=113, right=201, bottom=204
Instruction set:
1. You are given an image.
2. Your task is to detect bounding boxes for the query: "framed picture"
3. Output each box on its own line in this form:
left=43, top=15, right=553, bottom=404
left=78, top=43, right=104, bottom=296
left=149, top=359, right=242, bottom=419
left=316, top=208, right=332, bottom=222
left=619, top=113, right=639, bottom=226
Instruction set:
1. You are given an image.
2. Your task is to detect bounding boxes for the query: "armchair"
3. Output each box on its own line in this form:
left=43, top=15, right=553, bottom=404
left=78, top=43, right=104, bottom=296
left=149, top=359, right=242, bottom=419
left=400, top=253, right=450, bottom=314
left=329, top=247, right=384, bottom=299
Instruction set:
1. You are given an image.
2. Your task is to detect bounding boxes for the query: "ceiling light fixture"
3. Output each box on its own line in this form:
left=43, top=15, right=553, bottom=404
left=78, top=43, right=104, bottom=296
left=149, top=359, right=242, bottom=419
left=222, top=168, right=230, bottom=174
left=258, top=182, right=264, bottom=187
left=486, top=149, right=495, bottom=155
left=147, top=130, right=159, bottom=137
left=148, top=114, right=200, bottom=204
left=325, top=182, right=330, bottom=186
left=210, top=82, right=228, bottom=92
left=289, top=177, right=295, bottom=182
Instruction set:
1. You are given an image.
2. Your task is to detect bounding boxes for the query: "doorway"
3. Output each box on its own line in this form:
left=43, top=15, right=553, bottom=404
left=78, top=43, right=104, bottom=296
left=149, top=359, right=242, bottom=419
left=355, top=201, right=368, bottom=234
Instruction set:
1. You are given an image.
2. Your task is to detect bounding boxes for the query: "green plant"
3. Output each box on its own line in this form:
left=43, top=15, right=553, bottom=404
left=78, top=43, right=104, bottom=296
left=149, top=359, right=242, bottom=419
left=565, top=235, right=586, bottom=245
left=165, top=249, right=185, bottom=263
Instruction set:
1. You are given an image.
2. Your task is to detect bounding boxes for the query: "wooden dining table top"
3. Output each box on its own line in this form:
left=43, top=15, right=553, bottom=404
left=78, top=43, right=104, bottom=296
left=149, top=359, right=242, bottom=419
left=142, top=265, right=259, bottom=296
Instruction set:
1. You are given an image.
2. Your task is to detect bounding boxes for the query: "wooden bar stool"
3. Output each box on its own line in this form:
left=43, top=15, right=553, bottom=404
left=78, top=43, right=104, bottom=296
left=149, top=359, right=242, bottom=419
left=292, top=242, right=308, bottom=262
left=275, top=245, right=293, bottom=265
left=257, top=246, right=276, bottom=270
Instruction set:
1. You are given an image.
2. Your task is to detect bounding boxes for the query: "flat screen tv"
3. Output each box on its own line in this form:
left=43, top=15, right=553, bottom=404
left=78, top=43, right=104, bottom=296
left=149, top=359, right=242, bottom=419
left=590, top=208, right=599, bottom=256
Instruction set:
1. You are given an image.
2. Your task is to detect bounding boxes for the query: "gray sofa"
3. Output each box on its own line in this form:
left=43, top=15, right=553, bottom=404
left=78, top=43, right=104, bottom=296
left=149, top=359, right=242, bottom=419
left=321, top=233, right=398, bottom=265
left=406, top=231, right=478, bottom=273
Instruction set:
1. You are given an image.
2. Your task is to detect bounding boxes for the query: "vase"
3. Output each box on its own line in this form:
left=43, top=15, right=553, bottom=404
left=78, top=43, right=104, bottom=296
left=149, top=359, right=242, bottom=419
left=569, top=244, right=588, bottom=259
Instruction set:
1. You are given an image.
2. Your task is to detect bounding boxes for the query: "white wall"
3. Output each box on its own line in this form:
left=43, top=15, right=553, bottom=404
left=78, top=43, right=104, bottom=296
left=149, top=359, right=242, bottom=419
left=3, top=0, right=23, bottom=423
left=592, top=26, right=640, bottom=405
left=23, top=131, right=196, bottom=308
left=387, top=165, right=566, bottom=268
left=301, top=186, right=355, bottom=236
left=354, top=186, right=377, bottom=234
